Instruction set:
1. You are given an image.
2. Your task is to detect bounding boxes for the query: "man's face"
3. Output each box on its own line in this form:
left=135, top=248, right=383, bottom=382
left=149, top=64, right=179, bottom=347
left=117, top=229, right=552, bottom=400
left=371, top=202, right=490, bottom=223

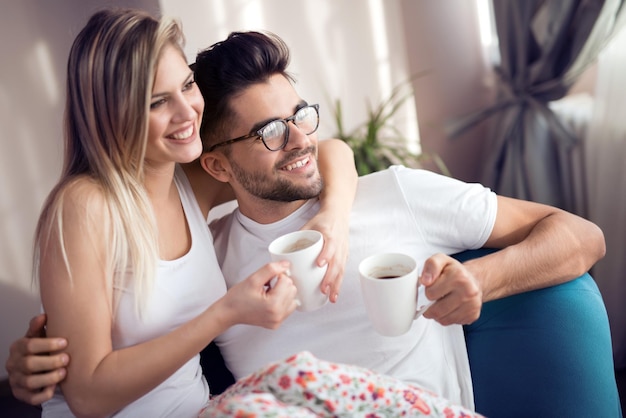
left=222, top=74, right=323, bottom=203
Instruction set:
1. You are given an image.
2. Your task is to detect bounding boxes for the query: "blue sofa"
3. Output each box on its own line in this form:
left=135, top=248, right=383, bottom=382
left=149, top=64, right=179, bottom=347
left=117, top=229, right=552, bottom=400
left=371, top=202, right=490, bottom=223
left=456, top=249, right=621, bottom=417
left=200, top=249, right=622, bottom=417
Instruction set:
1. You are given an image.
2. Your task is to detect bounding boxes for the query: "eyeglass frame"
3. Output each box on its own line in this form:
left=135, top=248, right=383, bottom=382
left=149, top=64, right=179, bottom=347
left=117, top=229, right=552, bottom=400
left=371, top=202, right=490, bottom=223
left=206, top=104, right=320, bottom=152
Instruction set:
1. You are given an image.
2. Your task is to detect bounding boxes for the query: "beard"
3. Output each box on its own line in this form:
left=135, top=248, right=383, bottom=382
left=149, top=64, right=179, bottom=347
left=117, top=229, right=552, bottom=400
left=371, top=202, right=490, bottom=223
left=229, top=148, right=324, bottom=202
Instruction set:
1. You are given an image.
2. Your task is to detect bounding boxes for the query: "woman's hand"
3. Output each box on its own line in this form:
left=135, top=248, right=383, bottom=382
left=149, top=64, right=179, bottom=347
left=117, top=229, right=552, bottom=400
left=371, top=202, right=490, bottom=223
left=309, top=138, right=357, bottom=303
left=301, top=209, right=349, bottom=304
left=218, top=261, right=299, bottom=330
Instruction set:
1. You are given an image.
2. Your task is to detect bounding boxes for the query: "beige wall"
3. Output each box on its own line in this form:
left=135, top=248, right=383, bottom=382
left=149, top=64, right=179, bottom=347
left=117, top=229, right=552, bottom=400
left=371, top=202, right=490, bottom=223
left=400, top=0, right=495, bottom=182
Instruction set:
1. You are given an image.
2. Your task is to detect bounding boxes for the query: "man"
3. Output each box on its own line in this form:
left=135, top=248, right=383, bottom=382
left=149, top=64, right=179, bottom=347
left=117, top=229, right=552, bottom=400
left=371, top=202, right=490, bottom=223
left=7, top=31, right=615, bottom=413
left=193, top=31, right=606, bottom=407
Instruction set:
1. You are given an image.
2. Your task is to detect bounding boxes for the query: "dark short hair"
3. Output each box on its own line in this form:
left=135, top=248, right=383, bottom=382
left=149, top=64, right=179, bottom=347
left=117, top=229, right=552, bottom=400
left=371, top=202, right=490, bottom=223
left=193, top=31, right=294, bottom=151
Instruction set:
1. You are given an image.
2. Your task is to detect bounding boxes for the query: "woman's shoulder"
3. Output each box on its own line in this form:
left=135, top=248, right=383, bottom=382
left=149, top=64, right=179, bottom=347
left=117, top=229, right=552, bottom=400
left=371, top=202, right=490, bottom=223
left=63, top=174, right=105, bottom=200
left=51, top=175, right=110, bottom=221
left=36, top=175, right=112, bottom=255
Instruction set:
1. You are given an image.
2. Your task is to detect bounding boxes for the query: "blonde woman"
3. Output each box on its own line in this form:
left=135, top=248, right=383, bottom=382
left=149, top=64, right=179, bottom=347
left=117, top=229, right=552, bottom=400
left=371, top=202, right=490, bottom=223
left=36, top=8, right=356, bottom=417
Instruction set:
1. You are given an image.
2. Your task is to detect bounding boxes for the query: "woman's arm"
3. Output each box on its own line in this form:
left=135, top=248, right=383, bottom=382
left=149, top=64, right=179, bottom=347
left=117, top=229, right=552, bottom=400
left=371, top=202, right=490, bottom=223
left=301, top=139, right=357, bottom=303
left=40, top=182, right=297, bottom=417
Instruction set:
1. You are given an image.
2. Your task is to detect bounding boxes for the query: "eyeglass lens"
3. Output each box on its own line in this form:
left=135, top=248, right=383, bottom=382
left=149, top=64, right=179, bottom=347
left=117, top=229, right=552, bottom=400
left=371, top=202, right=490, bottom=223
left=261, top=106, right=319, bottom=150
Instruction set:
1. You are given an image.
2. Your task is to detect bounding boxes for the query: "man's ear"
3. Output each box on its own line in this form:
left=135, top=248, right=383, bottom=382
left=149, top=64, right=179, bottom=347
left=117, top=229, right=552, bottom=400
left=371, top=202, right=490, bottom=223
left=200, top=152, right=231, bottom=183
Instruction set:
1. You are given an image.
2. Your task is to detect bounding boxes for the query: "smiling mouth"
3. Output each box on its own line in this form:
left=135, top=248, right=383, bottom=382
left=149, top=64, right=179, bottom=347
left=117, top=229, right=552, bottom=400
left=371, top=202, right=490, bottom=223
left=284, top=156, right=310, bottom=171
left=168, top=125, right=194, bottom=140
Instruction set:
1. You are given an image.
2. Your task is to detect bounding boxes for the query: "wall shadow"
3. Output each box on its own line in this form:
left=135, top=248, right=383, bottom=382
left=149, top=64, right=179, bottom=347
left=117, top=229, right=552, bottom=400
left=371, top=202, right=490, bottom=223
left=0, top=280, right=40, bottom=380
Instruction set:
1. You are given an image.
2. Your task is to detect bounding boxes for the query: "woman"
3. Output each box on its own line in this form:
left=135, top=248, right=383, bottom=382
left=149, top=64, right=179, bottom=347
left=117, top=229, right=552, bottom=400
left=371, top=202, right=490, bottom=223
left=37, top=8, right=355, bottom=417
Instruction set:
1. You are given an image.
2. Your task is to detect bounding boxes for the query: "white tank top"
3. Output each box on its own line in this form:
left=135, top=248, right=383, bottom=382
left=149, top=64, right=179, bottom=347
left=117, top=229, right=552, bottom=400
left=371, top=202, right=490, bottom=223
left=43, top=165, right=227, bottom=417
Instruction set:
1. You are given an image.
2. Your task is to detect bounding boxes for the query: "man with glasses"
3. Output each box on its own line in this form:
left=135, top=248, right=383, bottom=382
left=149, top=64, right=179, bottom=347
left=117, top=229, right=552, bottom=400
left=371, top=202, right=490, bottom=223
left=7, top=31, right=619, bottom=415
left=191, top=31, right=610, bottom=411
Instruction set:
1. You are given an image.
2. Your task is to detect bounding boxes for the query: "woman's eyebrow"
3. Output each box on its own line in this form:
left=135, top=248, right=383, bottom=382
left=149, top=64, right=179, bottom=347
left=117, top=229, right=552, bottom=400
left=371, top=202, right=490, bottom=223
left=151, top=71, right=194, bottom=99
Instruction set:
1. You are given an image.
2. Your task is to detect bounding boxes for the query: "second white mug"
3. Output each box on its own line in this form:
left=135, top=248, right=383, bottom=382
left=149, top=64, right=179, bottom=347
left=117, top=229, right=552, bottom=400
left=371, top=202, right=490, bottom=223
left=359, top=252, right=434, bottom=336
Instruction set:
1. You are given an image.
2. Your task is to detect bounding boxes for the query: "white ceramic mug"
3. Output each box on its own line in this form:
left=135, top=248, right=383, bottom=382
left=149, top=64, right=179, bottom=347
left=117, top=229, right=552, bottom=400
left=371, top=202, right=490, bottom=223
left=359, top=253, right=434, bottom=336
left=268, top=230, right=329, bottom=312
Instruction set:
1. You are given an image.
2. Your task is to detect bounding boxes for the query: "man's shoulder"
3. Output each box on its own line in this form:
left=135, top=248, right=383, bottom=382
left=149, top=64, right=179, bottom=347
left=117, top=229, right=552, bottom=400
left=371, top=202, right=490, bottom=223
left=209, top=210, right=236, bottom=240
left=357, top=165, right=446, bottom=189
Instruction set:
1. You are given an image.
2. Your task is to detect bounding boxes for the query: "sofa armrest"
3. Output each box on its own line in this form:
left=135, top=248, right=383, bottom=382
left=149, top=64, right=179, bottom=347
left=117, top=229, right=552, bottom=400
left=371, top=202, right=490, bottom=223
left=454, top=249, right=622, bottom=417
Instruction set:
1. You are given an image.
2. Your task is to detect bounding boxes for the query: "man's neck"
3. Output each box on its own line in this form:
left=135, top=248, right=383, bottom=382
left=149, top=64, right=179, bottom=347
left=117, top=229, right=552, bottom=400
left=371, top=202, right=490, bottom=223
left=237, top=197, right=311, bottom=225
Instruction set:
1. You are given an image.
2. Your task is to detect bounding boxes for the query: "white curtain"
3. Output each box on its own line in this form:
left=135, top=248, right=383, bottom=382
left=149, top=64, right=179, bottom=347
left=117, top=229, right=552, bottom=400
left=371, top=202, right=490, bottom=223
left=537, top=5, right=626, bottom=370
left=584, top=21, right=626, bottom=370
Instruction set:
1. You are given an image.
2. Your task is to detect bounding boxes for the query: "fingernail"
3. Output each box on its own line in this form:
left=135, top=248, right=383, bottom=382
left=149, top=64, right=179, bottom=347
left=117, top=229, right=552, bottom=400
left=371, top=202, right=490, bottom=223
left=322, top=284, right=330, bottom=295
left=61, top=354, right=69, bottom=365
left=59, top=368, right=67, bottom=377
left=56, top=339, right=68, bottom=349
left=421, top=273, right=433, bottom=285
left=319, top=259, right=328, bottom=267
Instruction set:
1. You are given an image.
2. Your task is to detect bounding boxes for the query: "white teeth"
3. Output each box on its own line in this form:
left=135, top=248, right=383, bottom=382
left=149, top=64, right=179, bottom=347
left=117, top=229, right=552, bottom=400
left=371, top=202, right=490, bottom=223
left=285, top=157, right=309, bottom=171
left=170, top=126, right=193, bottom=140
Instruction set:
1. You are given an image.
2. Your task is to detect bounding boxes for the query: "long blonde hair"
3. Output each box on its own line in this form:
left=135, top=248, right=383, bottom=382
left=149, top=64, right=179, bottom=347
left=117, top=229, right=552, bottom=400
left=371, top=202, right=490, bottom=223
left=34, top=9, right=186, bottom=314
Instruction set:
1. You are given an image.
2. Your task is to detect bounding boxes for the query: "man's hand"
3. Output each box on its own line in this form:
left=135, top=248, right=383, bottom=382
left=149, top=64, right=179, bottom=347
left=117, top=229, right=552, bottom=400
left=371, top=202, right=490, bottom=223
left=5, top=314, right=69, bottom=405
left=419, top=254, right=483, bottom=326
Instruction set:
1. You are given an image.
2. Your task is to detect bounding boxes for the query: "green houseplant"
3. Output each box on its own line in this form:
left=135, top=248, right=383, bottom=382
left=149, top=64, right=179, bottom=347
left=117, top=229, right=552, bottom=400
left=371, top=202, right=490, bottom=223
left=332, top=77, right=449, bottom=176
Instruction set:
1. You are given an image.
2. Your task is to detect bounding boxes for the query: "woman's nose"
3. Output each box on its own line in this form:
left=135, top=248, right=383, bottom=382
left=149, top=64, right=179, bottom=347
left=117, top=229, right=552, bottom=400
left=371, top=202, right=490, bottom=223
left=173, top=95, right=198, bottom=122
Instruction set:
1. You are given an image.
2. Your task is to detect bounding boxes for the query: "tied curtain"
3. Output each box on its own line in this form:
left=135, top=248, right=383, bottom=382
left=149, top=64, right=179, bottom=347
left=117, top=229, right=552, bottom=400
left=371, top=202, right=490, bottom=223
left=478, top=0, right=626, bottom=368
left=480, top=0, right=623, bottom=212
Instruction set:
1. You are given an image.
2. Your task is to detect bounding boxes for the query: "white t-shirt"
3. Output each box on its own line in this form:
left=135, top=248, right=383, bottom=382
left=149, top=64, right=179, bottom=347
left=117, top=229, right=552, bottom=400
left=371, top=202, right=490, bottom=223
left=211, top=166, right=497, bottom=409
left=43, top=165, right=227, bottom=418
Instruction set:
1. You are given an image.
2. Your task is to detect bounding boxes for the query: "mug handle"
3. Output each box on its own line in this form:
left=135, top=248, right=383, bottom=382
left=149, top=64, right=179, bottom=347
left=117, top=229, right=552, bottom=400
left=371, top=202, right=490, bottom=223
left=414, top=285, right=435, bottom=318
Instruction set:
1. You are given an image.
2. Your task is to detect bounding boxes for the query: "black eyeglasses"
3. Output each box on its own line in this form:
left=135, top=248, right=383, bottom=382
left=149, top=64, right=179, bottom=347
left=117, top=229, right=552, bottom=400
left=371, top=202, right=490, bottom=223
left=207, top=104, right=320, bottom=152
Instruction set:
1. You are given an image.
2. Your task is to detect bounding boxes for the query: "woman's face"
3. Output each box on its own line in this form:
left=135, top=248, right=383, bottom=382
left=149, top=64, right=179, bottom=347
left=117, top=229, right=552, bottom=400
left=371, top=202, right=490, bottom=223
left=145, top=44, right=204, bottom=169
